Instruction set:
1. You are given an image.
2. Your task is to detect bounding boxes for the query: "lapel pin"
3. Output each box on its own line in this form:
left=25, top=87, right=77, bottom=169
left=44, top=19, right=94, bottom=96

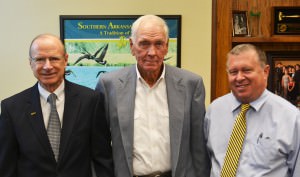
left=31, top=112, right=36, bottom=116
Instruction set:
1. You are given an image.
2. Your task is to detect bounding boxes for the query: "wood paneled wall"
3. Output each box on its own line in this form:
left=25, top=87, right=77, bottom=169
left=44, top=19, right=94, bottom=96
left=211, top=0, right=300, bottom=101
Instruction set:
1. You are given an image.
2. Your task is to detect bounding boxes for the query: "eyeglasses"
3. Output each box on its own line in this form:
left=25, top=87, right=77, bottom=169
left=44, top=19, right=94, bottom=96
left=31, top=56, right=64, bottom=65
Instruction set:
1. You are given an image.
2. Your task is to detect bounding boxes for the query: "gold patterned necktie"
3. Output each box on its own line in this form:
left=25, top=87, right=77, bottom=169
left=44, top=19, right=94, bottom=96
left=220, top=104, right=250, bottom=177
left=47, top=93, right=61, bottom=161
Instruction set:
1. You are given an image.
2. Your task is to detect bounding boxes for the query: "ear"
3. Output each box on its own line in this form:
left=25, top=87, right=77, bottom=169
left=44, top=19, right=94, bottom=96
left=164, top=39, right=169, bottom=56
left=264, top=64, right=270, bottom=79
left=29, top=58, right=34, bottom=70
left=166, top=39, right=169, bottom=51
left=129, top=38, right=135, bottom=56
left=64, top=53, right=69, bottom=66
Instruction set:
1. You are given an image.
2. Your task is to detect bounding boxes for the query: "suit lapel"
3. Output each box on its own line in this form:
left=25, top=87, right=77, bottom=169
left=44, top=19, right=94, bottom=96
left=27, top=81, right=79, bottom=163
left=165, top=66, right=185, bottom=173
left=115, top=65, right=185, bottom=174
left=59, top=81, right=79, bottom=162
left=27, top=84, right=54, bottom=157
left=116, top=66, right=136, bottom=175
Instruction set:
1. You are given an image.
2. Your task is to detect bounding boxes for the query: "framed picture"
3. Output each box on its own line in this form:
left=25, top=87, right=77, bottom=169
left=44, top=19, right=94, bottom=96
left=267, top=51, right=300, bottom=107
left=273, top=7, right=300, bottom=35
left=60, top=15, right=181, bottom=89
left=232, top=11, right=249, bottom=36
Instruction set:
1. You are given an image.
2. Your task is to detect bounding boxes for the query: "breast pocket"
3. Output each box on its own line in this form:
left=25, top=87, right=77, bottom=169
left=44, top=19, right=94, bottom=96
left=248, top=136, right=284, bottom=167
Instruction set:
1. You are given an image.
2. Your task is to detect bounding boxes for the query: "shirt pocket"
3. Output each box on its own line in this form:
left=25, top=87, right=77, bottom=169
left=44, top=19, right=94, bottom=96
left=247, top=137, right=284, bottom=167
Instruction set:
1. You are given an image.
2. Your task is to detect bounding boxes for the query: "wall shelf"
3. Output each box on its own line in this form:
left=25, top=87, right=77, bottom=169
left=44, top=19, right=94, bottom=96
left=211, top=0, right=300, bottom=101
left=232, top=36, right=300, bottom=43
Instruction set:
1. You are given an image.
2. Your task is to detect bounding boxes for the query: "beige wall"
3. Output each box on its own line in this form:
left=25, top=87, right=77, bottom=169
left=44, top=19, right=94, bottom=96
left=0, top=0, right=212, bottom=105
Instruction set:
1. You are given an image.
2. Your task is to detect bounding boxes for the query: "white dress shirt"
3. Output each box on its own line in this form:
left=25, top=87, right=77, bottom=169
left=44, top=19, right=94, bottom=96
left=38, top=80, right=65, bottom=129
left=133, top=64, right=171, bottom=175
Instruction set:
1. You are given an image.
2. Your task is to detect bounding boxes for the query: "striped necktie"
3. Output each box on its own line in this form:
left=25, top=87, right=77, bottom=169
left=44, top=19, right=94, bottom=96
left=220, top=104, right=250, bottom=177
left=47, top=93, right=61, bottom=161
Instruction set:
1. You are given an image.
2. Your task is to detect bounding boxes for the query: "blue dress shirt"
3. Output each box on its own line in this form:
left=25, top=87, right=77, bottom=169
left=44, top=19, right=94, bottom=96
left=205, top=89, right=300, bottom=177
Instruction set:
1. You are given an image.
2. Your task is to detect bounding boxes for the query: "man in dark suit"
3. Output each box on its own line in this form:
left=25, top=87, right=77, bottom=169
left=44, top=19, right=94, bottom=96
left=95, top=15, right=210, bottom=177
left=294, top=64, right=300, bottom=98
left=0, top=34, right=114, bottom=177
left=274, top=62, right=283, bottom=95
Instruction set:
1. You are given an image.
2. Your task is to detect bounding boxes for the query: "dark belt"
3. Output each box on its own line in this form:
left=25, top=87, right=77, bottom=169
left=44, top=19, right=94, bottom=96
left=133, top=171, right=172, bottom=177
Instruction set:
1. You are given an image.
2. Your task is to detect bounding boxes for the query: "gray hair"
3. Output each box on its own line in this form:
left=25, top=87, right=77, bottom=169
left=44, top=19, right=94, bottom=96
left=226, top=43, right=267, bottom=68
left=130, top=15, right=169, bottom=43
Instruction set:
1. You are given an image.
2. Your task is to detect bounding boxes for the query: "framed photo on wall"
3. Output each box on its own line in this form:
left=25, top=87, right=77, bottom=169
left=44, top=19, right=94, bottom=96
left=232, top=11, right=249, bottom=37
left=60, top=15, right=181, bottom=89
left=267, top=51, right=300, bottom=107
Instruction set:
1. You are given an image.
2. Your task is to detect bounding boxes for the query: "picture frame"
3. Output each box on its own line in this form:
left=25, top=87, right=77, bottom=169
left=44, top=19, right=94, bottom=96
left=267, top=51, right=300, bottom=107
left=59, top=15, right=181, bottom=89
left=232, top=11, right=249, bottom=37
left=273, top=7, right=300, bottom=35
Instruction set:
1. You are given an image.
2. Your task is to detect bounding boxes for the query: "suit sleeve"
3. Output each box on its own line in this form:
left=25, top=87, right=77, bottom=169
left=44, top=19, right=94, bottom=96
left=91, top=92, right=115, bottom=177
left=191, top=78, right=211, bottom=176
left=0, top=101, right=18, bottom=177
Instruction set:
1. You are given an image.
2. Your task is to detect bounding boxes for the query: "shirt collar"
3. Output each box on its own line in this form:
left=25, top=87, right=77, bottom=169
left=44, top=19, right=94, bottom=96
left=230, top=89, right=268, bottom=112
left=249, top=89, right=269, bottom=111
left=135, top=63, right=166, bottom=86
left=38, top=80, right=65, bottom=101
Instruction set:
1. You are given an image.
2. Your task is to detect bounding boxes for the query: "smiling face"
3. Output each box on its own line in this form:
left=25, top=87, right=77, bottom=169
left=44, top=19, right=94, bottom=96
left=29, top=34, right=68, bottom=92
left=227, top=49, right=269, bottom=103
left=130, top=16, right=169, bottom=77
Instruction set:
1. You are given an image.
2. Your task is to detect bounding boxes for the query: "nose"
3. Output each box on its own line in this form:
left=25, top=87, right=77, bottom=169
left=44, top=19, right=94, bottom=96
left=236, top=71, right=245, bottom=81
left=43, top=59, right=53, bottom=69
left=147, top=45, right=156, bottom=55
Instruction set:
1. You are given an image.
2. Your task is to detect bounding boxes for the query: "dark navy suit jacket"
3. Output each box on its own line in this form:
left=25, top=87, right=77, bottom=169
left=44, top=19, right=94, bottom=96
left=0, top=80, right=114, bottom=177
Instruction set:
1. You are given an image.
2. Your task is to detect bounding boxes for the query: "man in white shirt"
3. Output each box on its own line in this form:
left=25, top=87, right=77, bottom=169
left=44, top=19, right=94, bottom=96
left=95, top=15, right=210, bottom=177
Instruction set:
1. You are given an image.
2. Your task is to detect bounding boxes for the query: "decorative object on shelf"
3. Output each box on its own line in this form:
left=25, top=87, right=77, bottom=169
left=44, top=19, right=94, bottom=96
left=249, top=9, right=262, bottom=37
left=244, top=0, right=262, bottom=37
left=273, top=7, right=300, bottom=35
left=232, top=11, right=249, bottom=37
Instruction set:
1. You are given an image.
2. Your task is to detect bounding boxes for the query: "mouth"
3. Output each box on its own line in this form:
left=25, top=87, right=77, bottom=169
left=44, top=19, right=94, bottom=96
left=235, top=83, right=249, bottom=90
left=42, top=72, right=56, bottom=78
left=144, top=61, right=158, bottom=66
left=144, top=59, right=157, bottom=63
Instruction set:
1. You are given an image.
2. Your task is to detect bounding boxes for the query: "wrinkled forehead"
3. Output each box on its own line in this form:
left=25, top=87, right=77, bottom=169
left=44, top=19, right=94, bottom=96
left=136, top=25, right=167, bottom=41
left=30, top=36, right=64, bottom=56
